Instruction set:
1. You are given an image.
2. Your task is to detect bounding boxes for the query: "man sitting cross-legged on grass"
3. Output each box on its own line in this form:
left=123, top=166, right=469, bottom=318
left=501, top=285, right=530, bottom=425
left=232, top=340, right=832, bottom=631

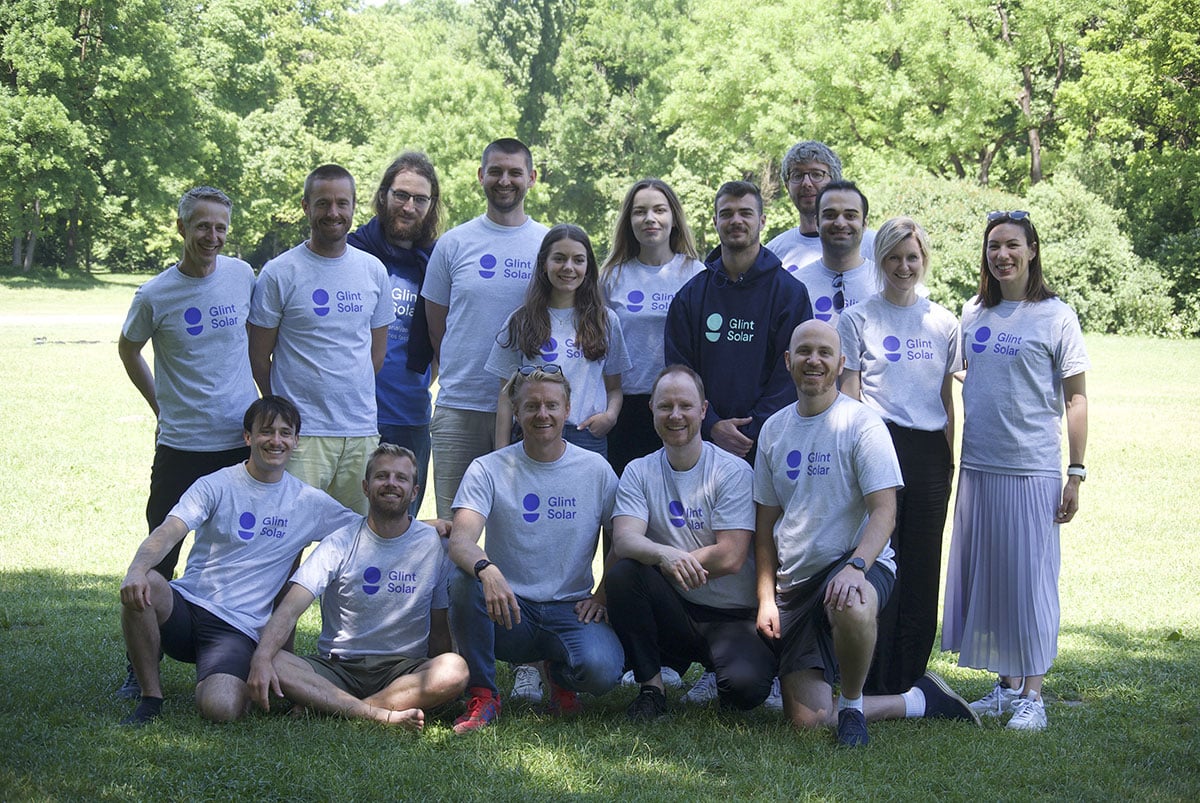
left=118, top=396, right=360, bottom=726
left=247, top=444, right=467, bottom=730
left=608, top=364, right=777, bottom=721
left=754, top=321, right=980, bottom=747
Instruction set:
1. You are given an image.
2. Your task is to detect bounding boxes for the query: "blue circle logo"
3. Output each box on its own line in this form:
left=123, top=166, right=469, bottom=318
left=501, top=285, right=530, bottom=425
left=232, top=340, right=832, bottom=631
left=786, top=450, right=803, bottom=480
left=362, top=566, right=381, bottom=595
left=883, top=335, right=902, bottom=363
left=522, top=493, right=540, bottom=523
left=184, top=307, right=204, bottom=336
left=785, top=263, right=800, bottom=274
left=540, top=337, right=559, bottom=362
left=813, top=296, right=834, bottom=321
left=479, top=254, right=497, bottom=279
left=668, top=500, right=686, bottom=527
left=971, top=326, right=991, bottom=354
left=312, top=288, right=330, bottom=317
left=237, top=511, right=256, bottom=540
left=627, top=290, right=644, bottom=313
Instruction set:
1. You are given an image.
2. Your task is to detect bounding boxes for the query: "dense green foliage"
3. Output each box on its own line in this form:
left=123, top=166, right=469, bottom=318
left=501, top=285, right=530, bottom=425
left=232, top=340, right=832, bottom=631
left=2, top=0, right=1197, bottom=333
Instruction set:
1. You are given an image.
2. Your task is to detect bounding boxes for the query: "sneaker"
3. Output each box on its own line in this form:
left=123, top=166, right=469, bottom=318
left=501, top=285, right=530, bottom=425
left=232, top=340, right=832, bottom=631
left=510, top=664, right=543, bottom=704
left=626, top=685, right=668, bottom=721
left=546, top=675, right=582, bottom=716
left=1006, top=692, right=1047, bottom=731
left=620, top=667, right=683, bottom=688
left=682, top=671, right=718, bottom=705
left=969, top=680, right=1022, bottom=718
left=836, top=708, right=869, bottom=747
left=914, top=672, right=981, bottom=725
left=452, top=688, right=501, bottom=734
left=115, top=665, right=141, bottom=701
left=763, top=676, right=783, bottom=711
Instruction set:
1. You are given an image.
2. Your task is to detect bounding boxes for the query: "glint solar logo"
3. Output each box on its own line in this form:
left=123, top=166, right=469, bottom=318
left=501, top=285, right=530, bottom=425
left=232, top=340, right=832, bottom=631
left=626, top=290, right=645, bottom=312
left=786, top=450, right=803, bottom=480
left=479, top=254, right=497, bottom=279
left=312, top=288, right=330, bottom=317
left=237, top=511, right=256, bottom=541
left=184, top=307, right=204, bottom=336
left=971, top=326, right=992, bottom=354
left=668, top=500, right=687, bottom=527
left=539, top=338, right=559, bottom=361
left=522, top=493, right=540, bottom=523
left=362, top=566, right=382, bottom=595
left=785, top=263, right=800, bottom=274
left=883, top=335, right=902, bottom=362
left=813, top=296, right=835, bottom=321
left=705, top=313, right=723, bottom=342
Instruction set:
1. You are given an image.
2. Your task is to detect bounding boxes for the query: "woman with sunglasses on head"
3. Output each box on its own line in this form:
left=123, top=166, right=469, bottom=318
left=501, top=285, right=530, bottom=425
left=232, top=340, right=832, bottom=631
left=837, top=217, right=961, bottom=696
left=600, top=179, right=704, bottom=477
left=941, top=211, right=1089, bottom=731
left=486, top=224, right=631, bottom=458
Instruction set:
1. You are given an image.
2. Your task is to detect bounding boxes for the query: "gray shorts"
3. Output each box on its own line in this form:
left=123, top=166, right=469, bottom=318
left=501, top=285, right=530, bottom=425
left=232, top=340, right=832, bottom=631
left=301, top=653, right=427, bottom=698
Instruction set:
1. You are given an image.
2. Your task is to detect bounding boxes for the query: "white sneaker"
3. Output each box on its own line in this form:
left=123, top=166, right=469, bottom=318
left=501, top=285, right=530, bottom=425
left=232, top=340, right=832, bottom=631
left=763, top=676, right=783, bottom=711
left=682, top=671, right=718, bottom=705
left=620, top=666, right=683, bottom=688
left=969, top=681, right=1022, bottom=717
left=1006, top=692, right=1047, bottom=731
left=510, top=664, right=543, bottom=704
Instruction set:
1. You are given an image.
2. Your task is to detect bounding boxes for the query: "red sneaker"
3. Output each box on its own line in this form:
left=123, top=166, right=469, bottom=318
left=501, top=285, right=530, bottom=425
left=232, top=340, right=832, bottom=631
left=546, top=673, right=582, bottom=716
left=453, top=687, right=501, bottom=734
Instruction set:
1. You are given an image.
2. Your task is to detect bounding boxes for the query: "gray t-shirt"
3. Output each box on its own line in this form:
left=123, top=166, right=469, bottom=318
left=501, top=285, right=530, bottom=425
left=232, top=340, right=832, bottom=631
left=121, top=256, right=258, bottom=451
left=766, top=228, right=877, bottom=277
left=249, top=243, right=392, bottom=437
left=290, top=518, right=451, bottom=658
left=169, top=464, right=360, bottom=639
left=614, top=442, right=757, bottom=609
left=485, top=307, right=632, bottom=426
left=421, top=215, right=549, bottom=412
left=753, top=395, right=902, bottom=590
left=603, top=255, right=705, bottom=395
left=960, top=297, right=1090, bottom=477
left=837, top=294, right=962, bottom=432
left=790, top=259, right=880, bottom=329
left=453, top=442, right=618, bottom=602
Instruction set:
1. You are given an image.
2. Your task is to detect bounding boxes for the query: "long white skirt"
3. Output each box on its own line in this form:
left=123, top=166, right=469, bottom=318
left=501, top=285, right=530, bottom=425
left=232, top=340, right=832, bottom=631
left=942, top=468, right=1061, bottom=677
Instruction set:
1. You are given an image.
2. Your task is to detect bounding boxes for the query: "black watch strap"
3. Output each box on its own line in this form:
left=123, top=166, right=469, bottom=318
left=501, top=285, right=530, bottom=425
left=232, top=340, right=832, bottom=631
left=473, top=558, right=493, bottom=578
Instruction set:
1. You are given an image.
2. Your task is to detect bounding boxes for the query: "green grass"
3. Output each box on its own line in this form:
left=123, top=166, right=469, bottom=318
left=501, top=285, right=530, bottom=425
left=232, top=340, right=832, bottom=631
left=2, top=274, right=1198, bottom=801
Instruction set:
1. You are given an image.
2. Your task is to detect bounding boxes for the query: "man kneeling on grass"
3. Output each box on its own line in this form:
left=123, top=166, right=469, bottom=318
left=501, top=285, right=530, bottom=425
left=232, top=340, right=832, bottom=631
left=118, top=396, right=360, bottom=725
left=754, top=321, right=980, bottom=747
left=247, top=444, right=467, bottom=730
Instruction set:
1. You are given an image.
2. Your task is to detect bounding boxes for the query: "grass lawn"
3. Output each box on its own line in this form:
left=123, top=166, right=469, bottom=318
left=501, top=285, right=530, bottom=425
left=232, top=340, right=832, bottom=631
left=1, top=272, right=1198, bottom=801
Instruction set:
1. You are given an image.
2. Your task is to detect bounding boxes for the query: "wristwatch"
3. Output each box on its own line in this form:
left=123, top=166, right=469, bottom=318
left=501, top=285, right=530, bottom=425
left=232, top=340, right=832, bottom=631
left=1067, top=463, right=1087, bottom=481
left=845, top=557, right=866, bottom=573
left=473, top=559, right=493, bottom=578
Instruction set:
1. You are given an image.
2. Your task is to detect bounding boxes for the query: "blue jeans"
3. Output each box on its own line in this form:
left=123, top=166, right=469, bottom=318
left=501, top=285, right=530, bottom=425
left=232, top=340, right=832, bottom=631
left=377, top=423, right=431, bottom=517
left=449, top=570, right=624, bottom=696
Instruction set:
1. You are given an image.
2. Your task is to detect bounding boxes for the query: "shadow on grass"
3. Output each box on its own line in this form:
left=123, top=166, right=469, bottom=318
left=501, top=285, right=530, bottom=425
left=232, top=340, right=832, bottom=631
left=0, top=268, right=146, bottom=292
left=2, top=568, right=1197, bottom=801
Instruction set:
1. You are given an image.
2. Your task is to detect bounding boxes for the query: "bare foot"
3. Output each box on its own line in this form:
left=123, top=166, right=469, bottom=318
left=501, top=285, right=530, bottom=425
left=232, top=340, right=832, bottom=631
left=384, top=707, right=425, bottom=732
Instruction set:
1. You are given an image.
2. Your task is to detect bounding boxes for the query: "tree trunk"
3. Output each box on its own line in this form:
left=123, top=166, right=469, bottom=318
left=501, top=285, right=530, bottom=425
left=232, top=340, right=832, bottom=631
left=21, top=198, right=40, bottom=273
left=66, top=193, right=80, bottom=270
left=1022, top=65, right=1043, bottom=184
left=12, top=235, right=21, bottom=270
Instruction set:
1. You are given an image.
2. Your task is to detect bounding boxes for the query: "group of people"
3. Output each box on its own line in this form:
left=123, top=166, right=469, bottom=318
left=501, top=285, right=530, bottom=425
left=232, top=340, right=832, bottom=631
left=115, top=136, right=1088, bottom=747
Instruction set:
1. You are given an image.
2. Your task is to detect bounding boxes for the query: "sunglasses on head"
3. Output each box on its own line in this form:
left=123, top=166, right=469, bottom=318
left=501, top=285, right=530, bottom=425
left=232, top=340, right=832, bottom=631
left=987, top=210, right=1030, bottom=222
left=517, top=364, right=563, bottom=377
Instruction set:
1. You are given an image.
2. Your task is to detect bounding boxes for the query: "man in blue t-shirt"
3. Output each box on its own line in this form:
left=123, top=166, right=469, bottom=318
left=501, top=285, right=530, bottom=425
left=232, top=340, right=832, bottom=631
left=347, top=152, right=442, bottom=516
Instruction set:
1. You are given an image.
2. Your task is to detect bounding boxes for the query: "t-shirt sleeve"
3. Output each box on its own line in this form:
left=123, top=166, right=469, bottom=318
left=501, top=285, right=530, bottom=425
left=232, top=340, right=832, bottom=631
left=853, top=417, right=904, bottom=496
left=369, top=261, right=394, bottom=328
left=311, top=492, right=359, bottom=543
left=604, top=310, right=633, bottom=376
left=420, top=238, right=454, bottom=306
left=484, top=320, right=521, bottom=381
left=289, top=528, right=351, bottom=598
left=452, top=458, right=496, bottom=517
left=432, top=549, right=453, bottom=610
left=1055, top=305, right=1090, bottom=378
left=612, top=459, right=651, bottom=522
left=599, top=464, right=619, bottom=527
left=752, top=430, right=781, bottom=507
left=248, top=265, right=284, bottom=328
left=944, top=311, right=963, bottom=375
left=710, top=457, right=755, bottom=532
left=167, top=473, right=219, bottom=531
left=837, top=309, right=865, bottom=372
left=122, top=287, right=155, bottom=343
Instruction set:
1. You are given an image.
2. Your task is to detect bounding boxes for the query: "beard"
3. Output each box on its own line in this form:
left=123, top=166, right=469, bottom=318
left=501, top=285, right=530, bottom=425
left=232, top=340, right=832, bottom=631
left=385, top=209, right=428, bottom=245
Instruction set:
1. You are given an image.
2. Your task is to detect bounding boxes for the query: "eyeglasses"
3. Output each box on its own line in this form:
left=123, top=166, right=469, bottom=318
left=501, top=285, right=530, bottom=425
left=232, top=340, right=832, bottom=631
left=832, top=273, right=845, bottom=313
left=787, top=169, right=831, bottom=185
left=389, top=190, right=433, bottom=209
left=987, top=210, right=1029, bottom=222
left=517, top=364, right=563, bottom=377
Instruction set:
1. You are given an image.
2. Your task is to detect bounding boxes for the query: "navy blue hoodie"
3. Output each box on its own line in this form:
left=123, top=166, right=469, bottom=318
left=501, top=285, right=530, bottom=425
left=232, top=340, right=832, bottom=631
left=664, top=245, right=812, bottom=454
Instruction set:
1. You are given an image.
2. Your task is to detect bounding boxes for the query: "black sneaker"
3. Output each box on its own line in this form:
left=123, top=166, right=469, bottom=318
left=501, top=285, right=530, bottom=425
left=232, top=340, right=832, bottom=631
left=115, top=665, right=141, bottom=700
left=914, top=672, right=981, bottom=725
left=836, top=708, right=868, bottom=747
left=626, top=685, right=667, bottom=721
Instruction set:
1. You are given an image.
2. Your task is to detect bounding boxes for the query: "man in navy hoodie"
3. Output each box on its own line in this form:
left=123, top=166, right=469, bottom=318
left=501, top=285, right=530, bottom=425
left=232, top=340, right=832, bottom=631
left=347, top=152, right=440, bottom=515
left=664, top=181, right=812, bottom=464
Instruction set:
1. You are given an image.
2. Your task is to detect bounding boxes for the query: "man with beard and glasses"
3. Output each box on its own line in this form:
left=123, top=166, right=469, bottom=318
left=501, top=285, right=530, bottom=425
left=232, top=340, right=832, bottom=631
left=347, top=153, right=442, bottom=516
left=249, top=164, right=393, bottom=514
left=247, top=444, right=468, bottom=731
left=664, top=181, right=812, bottom=464
left=420, top=138, right=549, bottom=520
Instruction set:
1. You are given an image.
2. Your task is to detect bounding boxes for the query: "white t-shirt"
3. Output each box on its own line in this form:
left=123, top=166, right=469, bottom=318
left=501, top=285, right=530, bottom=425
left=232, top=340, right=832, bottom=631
left=290, top=518, right=452, bottom=658
left=485, top=307, right=631, bottom=426
left=614, top=442, right=757, bottom=609
left=790, top=259, right=881, bottom=329
left=420, top=215, right=549, bottom=412
left=766, top=228, right=877, bottom=277
left=453, top=442, right=618, bottom=602
left=753, top=395, right=902, bottom=590
left=603, top=255, right=705, bottom=395
left=121, top=256, right=258, bottom=451
left=249, top=243, right=392, bottom=437
left=960, top=297, right=1090, bottom=477
left=837, top=294, right=962, bottom=432
left=169, top=464, right=360, bottom=639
